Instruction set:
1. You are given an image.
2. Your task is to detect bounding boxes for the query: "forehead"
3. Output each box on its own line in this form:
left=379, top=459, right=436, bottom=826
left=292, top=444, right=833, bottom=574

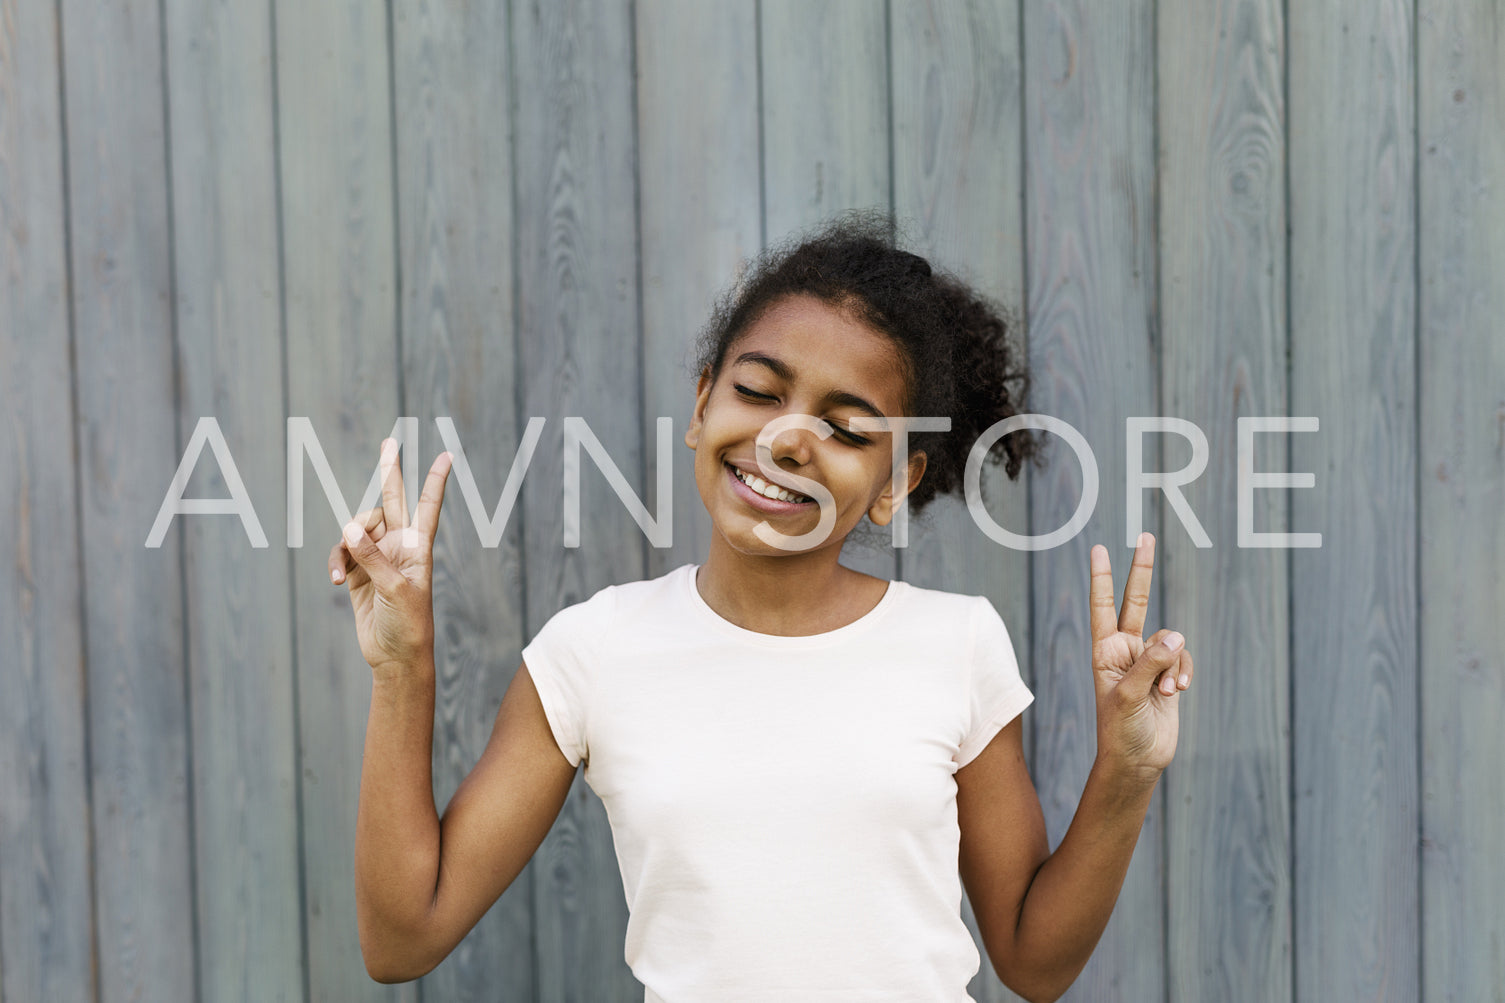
left=726, top=295, right=908, bottom=414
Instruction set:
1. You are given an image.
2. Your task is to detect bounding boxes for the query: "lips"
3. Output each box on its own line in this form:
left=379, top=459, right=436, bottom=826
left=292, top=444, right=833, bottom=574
left=724, top=461, right=816, bottom=511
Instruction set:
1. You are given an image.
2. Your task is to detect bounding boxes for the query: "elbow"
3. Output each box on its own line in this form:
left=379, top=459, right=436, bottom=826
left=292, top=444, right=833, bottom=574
left=1019, top=988, right=1064, bottom=1003
left=362, top=945, right=436, bottom=985
left=364, top=961, right=415, bottom=986
left=358, top=914, right=439, bottom=984
left=998, top=973, right=1065, bottom=1003
left=987, top=953, right=1072, bottom=1003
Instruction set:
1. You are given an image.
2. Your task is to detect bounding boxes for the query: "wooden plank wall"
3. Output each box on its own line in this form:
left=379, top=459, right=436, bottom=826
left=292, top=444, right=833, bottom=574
left=2, top=1, right=1501, bottom=1001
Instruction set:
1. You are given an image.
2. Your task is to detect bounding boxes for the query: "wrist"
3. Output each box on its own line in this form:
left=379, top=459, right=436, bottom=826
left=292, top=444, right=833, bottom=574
left=371, top=653, right=436, bottom=686
left=1090, top=752, right=1163, bottom=792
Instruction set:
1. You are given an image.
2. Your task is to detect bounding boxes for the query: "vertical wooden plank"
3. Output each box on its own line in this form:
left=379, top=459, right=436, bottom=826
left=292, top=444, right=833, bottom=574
left=890, top=1, right=1031, bottom=999
left=391, top=2, right=533, bottom=999
left=1419, top=3, right=1505, bottom=1000
left=1289, top=2, right=1419, bottom=1000
left=57, top=0, right=197, bottom=999
left=637, top=0, right=761, bottom=578
left=163, top=1, right=306, bottom=998
left=1021, top=1, right=1165, bottom=999
left=275, top=0, right=409, bottom=998
left=0, top=1, right=97, bottom=999
left=512, top=0, right=642, bottom=998
left=760, top=0, right=893, bottom=581
left=1158, top=1, right=1291, bottom=1000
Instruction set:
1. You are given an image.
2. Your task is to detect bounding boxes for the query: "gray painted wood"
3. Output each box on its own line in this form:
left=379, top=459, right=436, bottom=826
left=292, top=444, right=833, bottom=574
left=1289, top=2, right=1420, bottom=999
left=0, top=1, right=96, bottom=999
left=58, top=0, right=197, bottom=1000
left=390, top=2, right=534, bottom=999
left=1418, top=3, right=1505, bottom=1000
left=637, top=0, right=762, bottom=579
left=1158, top=0, right=1292, bottom=999
left=511, top=0, right=643, bottom=998
left=17, top=3, right=1505, bottom=999
left=889, top=1, right=1031, bottom=999
left=760, top=0, right=895, bottom=583
left=1021, top=1, right=1166, bottom=999
left=273, top=0, right=410, bottom=999
left=163, top=1, right=306, bottom=998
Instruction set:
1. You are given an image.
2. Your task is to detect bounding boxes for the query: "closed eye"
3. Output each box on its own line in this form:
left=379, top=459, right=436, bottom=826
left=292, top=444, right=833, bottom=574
left=733, top=384, right=873, bottom=446
left=733, top=383, right=775, bottom=402
left=829, top=424, right=871, bottom=446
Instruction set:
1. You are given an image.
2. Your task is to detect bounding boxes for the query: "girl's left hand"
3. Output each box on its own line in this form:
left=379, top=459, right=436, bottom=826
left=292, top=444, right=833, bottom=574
left=1088, top=532, right=1194, bottom=778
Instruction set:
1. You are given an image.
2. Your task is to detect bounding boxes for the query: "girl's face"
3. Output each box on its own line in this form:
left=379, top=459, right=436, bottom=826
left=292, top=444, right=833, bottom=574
left=684, top=294, right=925, bottom=559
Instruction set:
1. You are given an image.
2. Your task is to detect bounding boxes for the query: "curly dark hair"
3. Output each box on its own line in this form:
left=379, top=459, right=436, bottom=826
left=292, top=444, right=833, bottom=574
left=693, top=210, right=1045, bottom=515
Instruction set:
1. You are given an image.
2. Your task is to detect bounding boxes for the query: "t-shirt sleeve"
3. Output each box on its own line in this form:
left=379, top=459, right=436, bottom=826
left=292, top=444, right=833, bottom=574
left=520, top=588, right=615, bottom=768
left=954, top=596, right=1035, bottom=769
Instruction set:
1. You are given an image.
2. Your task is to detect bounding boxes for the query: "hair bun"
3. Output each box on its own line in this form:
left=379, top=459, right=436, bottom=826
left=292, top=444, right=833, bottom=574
left=899, top=251, right=933, bottom=278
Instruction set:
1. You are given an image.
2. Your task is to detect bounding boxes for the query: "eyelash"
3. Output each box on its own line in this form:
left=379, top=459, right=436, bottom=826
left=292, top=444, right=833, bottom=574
left=732, top=384, right=872, bottom=445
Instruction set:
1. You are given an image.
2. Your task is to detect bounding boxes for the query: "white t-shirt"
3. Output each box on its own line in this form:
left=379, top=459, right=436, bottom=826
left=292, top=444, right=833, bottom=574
left=521, top=563, right=1034, bottom=1002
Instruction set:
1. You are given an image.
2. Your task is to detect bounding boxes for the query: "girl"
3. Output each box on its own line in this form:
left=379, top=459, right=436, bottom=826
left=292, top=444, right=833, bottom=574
left=331, top=214, right=1194, bottom=1002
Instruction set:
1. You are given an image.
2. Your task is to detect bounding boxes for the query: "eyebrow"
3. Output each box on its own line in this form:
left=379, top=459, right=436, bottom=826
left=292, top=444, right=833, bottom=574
left=730, top=351, right=886, bottom=418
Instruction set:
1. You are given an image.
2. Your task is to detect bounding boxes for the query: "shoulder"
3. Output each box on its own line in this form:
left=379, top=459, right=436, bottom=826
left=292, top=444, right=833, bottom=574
left=530, top=563, right=691, bottom=636
left=890, top=579, right=1002, bottom=632
left=868, top=580, right=1013, bottom=658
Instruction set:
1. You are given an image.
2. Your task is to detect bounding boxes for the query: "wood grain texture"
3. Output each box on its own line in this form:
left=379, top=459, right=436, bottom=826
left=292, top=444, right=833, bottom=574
left=274, top=0, right=408, bottom=998
left=390, top=2, right=534, bottom=999
left=1158, top=0, right=1292, bottom=999
left=1021, top=1, right=1165, bottom=999
left=511, top=0, right=643, bottom=998
left=0, top=0, right=97, bottom=999
left=1289, top=2, right=1420, bottom=1000
left=58, top=0, right=197, bottom=999
left=889, top=1, right=1031, bottom=999
left=163, top=1, right=306, bottom=998
left=1418, top=3, right=1505, bottom=1000
left=759, top=0, right=895, bottom=582
left=636, top=0, right=762, bottom=578
left=20, top=3, right=1505, bottom=1000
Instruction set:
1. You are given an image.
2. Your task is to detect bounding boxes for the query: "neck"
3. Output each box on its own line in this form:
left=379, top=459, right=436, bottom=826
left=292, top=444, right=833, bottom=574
left=695, top=532, right=885, bottom=636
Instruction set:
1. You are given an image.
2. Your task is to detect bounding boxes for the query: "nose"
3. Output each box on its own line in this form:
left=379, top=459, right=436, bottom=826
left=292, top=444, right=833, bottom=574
left=768, top=427, right=812, bottom=466
left=756, top=413, right=824, bottom=469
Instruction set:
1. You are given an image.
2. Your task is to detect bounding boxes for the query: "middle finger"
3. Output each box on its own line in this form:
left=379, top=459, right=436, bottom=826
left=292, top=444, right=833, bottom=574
left=1118, top=531, right=1156, bottom=637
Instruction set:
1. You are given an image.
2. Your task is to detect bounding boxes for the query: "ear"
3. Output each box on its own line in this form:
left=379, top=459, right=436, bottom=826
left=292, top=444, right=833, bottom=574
left=867, top=451, right=927, bottom=526
left=684, top=369, right=713, bottom=450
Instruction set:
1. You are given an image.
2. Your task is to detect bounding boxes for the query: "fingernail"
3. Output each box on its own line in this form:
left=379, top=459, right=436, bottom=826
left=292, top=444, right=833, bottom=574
left=331, top=567, right=342, bottom=584
left=1162, top=677, right=1175, bottom=694
left=343, top=523, right=361, bottom=546
left=1138, top=531, right=1149, bottom=548
left=1178, top=673, right=1190, bottom=687
left=1165, top=632, right=1184, bottom=651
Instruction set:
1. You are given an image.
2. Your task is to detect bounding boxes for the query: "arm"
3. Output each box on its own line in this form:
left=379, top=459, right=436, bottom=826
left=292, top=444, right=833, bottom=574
left=356, top=662, right=577, bottom=983
left=960, top=534, right=1194, bottom=1001
left=956, top=720, right=1159, bottom=1003
left=333, top=438, right=576, bottom=982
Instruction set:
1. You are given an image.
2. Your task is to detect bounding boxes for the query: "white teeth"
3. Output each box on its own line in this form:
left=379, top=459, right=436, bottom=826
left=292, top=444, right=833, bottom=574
left=732, top=465, right=809, bottom=503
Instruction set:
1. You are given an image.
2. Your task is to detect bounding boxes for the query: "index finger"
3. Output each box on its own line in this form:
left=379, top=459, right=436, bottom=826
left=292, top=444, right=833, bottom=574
left=1089, top=544, right=1119, bottom=643
left=379, top=438, right=409, bottom=531
left=409, top=451, right=454, bottom=542
left=1118, top=532, right=1155, bottom=637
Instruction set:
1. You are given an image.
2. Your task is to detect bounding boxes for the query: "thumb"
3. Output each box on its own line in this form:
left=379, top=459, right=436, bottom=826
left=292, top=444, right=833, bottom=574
left=342, top=521, right=405, bottom=595
left=1126, top=629, right=1184, bottom=694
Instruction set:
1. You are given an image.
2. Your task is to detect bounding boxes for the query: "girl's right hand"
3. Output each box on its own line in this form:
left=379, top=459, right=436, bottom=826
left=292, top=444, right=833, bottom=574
left=328, top=438, right=454, bottom=676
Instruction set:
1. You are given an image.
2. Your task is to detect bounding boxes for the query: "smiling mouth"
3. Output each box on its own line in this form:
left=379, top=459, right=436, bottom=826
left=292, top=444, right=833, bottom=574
left=725, top=462, right=814, bottom=504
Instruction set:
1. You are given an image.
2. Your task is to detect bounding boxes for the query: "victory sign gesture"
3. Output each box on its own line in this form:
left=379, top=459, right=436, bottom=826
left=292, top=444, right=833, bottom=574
left=329, top=438, right=454, bottom=678
left=1089, top=532, right=1195, bottom=778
